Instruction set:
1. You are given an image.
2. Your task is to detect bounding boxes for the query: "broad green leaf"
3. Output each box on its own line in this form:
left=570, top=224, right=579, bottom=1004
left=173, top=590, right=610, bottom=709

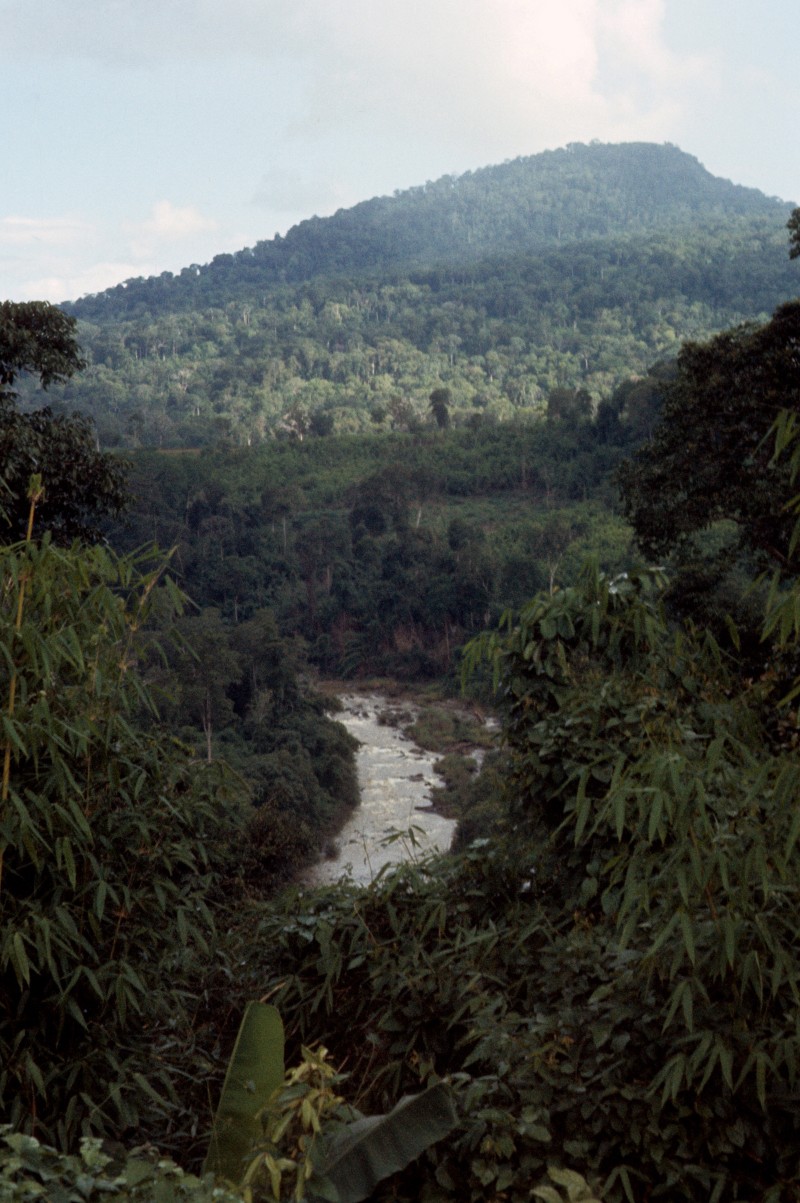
left=204, top=1002, right=285, bottom=1184
left=315, top=1082, right=457, bottom=1203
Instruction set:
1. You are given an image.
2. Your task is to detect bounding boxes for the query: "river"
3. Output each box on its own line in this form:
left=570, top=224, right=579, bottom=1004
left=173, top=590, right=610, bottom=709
left=306, top=692, right=458, bottom=886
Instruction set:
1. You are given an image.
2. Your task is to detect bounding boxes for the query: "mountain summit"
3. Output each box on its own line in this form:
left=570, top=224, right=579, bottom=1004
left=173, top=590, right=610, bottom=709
left=69, top=142, right=792, bottom=320
left=49, top=141, right=797, bottom=449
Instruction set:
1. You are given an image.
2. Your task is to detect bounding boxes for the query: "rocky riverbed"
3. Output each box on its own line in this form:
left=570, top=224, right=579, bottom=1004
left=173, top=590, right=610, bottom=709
left=306, top=692, right=458, bottom=886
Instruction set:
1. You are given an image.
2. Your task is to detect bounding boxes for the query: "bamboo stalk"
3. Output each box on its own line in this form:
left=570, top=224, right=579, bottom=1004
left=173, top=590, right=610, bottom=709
left=0, top=476, right=44, bottom=891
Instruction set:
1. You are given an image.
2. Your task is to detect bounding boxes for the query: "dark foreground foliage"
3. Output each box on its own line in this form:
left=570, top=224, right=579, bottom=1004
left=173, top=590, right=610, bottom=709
left=232, top=563, right=800, bottom=1201
left=619, top=298, right=800, bottom=570
left=0, top=1129, right=244, bottom=1202
left=5, top=296, right=800, bottom=1200
left=0, top=534, right=253, bottom=1152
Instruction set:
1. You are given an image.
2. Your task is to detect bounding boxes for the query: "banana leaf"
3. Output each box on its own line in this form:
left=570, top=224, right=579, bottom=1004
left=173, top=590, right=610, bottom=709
left=203, top=1001, right=285, bottom=1183
left=313, top=1081, right=457, bottom=1203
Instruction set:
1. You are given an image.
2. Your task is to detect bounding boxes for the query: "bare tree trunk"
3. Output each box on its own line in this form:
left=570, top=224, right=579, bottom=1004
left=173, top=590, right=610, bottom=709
left=203, top=690, right=213, bottom=763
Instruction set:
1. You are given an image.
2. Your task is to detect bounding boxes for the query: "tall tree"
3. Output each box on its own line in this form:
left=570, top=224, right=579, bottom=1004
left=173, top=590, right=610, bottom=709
left=0, top=301, right=85, bottom=404
left=788, top=207, right=800, bottom=260
left=0, top=301, right=128, bottom=542
left=618, top=299, right=800, bottom=568
left=429, top=387, right=451, bottom=430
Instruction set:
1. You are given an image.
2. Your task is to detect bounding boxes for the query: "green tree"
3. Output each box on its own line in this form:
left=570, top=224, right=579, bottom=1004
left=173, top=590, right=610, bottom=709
left=618, top=300, right=800, bottom=568
left=0, top=301, right=127, bottom=541
left=788, top=206, right=800, bottom=259
left=164, top=609, right=243, bottom=762
left=546, top=386, right=592, bottom=425
left=0, top=301, right=84, bottom=404
left=429, top=387, right=451, bottom=430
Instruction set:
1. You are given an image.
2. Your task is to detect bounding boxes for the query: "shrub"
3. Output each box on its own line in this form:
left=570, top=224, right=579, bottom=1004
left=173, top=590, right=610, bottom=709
left=0, top=1128, right=245, bottom=1201
left=0, top=534, right=248, bottom=1151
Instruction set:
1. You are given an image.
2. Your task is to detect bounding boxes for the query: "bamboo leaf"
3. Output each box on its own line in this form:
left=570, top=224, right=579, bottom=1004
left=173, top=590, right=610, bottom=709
left=647, top=790, right=663, bottom=843
left=679, top=910, right=696, bottom=965
left=11, top=932, right=31, bottom=986
left=94, top=879, right=107, bottom=921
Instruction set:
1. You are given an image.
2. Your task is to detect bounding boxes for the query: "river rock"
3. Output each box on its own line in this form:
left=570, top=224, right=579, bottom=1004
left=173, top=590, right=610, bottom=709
left=306, top=692, right=456, bottom=886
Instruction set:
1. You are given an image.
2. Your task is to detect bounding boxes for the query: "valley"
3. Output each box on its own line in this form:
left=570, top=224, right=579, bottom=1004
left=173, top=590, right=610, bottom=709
left=3, top=141, right=800, bottom=1201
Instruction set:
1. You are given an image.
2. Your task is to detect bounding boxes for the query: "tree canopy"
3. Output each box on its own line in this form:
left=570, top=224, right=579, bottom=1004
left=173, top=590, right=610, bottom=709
left=0, top=301, right=85, bottom=403
left=618, top=299, right=800, bottom=568
left=0, top=301, right=128, bottom=541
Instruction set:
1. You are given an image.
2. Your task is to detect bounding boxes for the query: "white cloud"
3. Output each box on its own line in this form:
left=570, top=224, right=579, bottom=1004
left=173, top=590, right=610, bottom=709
left=0, top=0, right=730, bottom=300
left=0, top=0, right=314, bottom=63
left=0, top=201, right=218, bottom=302
left=124, top=200, right=218, bottom=259
left=137, top=200, right=217, bottom=241
left=599, top=0, right=708, bottom=84
left=253, top=171, right=353, bottom=216
left=271, top=0, right=713, bottom=167
left=11, top=262, right=158, bottom=304
left=0, top=0, right=708, bottom=113
left=0, top=0, right=715, bottom=179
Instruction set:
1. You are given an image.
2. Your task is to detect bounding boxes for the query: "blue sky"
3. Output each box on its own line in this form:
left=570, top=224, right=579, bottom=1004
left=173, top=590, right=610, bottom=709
left=1, top=0, right=796, bottom=303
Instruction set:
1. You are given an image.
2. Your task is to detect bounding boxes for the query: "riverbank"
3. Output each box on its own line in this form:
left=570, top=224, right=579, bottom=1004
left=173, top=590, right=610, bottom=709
left=306, top=686, right=497, bottom=886
left=305, top=692, right=456, bottom=886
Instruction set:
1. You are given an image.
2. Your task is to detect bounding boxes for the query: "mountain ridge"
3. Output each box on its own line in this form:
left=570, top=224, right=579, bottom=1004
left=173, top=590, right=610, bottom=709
left=37, top=140, right=797, bottom=449
left=66, top=141, right=794, bottom=321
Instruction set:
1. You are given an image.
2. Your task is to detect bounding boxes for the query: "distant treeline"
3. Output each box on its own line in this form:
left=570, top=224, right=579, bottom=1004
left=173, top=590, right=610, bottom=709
left=69, top=141, right=793, bottom=313
left=20, top=142, right=792, bottom=450
left=34, top=220, right=791, bottom=449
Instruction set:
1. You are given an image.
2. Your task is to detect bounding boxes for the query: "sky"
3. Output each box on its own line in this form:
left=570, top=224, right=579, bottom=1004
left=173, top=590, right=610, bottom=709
left=1, top=0, right=797, bottom=304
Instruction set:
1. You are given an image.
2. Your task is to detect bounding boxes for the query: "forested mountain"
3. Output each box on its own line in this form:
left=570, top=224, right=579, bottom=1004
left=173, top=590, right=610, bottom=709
left=68, top=141, right=791, bottom=315
left=25, top=142, right=795, bottom=449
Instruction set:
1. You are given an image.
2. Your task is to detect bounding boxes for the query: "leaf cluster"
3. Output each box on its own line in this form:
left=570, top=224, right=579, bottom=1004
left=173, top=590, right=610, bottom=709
left=0, top=301, right=85, bottom=402
left=0, top=301, right=127, bottom=543
left=0, top=537, right=250, bottom=1151
left=619, top=299, right=800, bottom=569
left=0, top=406, right=128, bottom=542
left=0, top=1127, right=244, bottom=1201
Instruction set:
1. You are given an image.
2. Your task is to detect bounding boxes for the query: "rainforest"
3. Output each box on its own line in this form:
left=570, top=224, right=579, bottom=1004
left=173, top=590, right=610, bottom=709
left=3, top=141, right=800, bottom=1201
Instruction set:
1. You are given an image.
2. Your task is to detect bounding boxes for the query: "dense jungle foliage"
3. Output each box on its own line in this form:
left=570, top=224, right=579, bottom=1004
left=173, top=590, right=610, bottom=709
left=108, top=388, right=654, bottom=683
left=4, top=178, right=800, bottom=1199
left=0, top=309, right=360, bottom=1165
left=210, top=295, right=800, bottom=1202
left=70, top=142, right=788, bottom=309
left=17, top=143, right=795, bottom=449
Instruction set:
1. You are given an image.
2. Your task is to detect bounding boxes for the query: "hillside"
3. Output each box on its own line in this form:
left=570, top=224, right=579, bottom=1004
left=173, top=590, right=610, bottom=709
left=29, top=141, right=797, bottom=448
left=68, top=142, right=792, bottom=318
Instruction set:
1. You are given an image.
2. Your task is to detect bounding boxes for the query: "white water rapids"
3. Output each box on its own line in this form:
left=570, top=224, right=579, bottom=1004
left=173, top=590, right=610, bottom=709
left=306, top=693, right=457, bottom=886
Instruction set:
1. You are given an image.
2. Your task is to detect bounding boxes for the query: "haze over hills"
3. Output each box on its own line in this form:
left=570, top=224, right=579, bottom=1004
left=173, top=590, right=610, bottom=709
left=34, top=141, right=797, bottom=448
